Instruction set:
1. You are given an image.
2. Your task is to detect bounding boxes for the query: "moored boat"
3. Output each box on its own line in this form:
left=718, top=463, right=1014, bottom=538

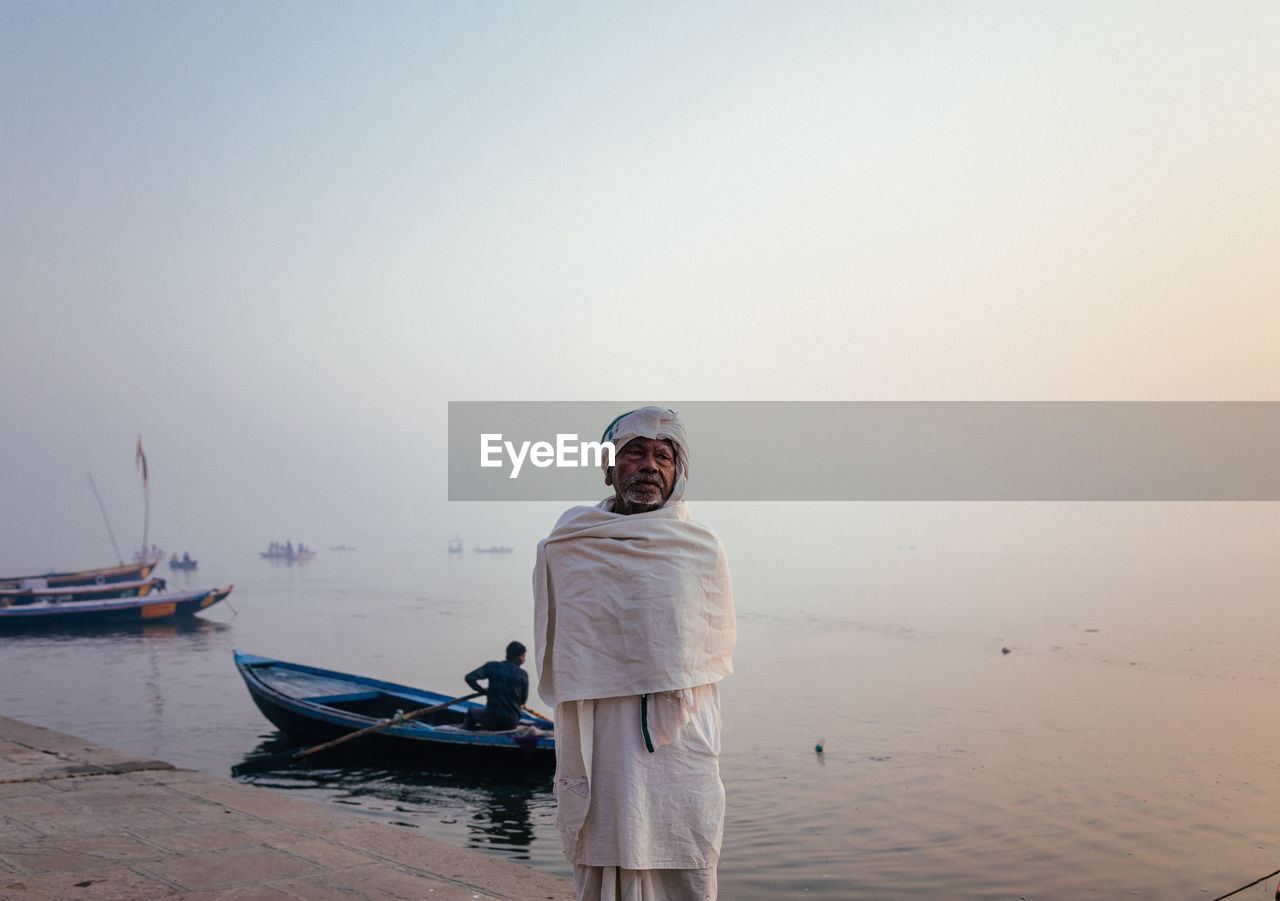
left=0, top=576, right=165, bottom=605
left=0, top=554, right=161, bottom=591
left=0, top=584, right=233, bottom=627
left=233, top=650, right=554, bottom=768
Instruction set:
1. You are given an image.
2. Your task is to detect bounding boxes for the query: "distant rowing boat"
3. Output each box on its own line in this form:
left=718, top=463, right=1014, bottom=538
left=260, top=542, right=316, bottom=561
left=473, top=545, right=514, bottom=554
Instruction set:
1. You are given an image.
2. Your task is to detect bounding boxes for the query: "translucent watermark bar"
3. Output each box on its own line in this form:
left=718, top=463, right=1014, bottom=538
left=447, top=401, right=1280, bottom=501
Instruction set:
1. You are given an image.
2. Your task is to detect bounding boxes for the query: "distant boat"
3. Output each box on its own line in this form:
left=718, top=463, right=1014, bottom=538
left=233, top=650, right=553, bottom=768
left=448, top=537, right=463, bottom=554
left=473, top=545, right=514, bottom=554
left=169, top=553, right=198, bottom=571
left=0, top=554, right=161, bottom=591
left=260, top=543, right=315, bottom=562
left=0, top=584, right=233, bottom=627
left=329, top=545, right=357, bottom=552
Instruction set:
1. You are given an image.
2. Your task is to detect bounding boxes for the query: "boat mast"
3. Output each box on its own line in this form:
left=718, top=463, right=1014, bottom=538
left=136, top=436, right=150, bottom=555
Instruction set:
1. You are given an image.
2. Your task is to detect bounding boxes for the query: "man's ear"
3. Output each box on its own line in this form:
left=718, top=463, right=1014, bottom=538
left=604, top=466, right=614, bottom=487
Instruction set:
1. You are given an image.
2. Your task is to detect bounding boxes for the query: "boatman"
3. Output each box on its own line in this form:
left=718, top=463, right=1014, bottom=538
left=462, top=641, right=529, bottom=731
left=533, top=406, right=736, bottom=901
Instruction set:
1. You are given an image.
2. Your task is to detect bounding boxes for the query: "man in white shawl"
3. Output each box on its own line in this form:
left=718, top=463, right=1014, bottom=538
left=533, top=406, right=736, bottom=901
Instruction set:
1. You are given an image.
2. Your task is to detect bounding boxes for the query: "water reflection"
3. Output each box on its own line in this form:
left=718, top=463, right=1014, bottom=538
left=235, top=735, right=553, bottom=857
left=0, top=615, right=231, bottom=642
left=466, top=782, right=535, bottom=856
left=161, top=566, right=201, bottom=588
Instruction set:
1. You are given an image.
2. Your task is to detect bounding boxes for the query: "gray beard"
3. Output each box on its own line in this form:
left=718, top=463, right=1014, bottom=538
left=621, top=476, right=665, bottom=508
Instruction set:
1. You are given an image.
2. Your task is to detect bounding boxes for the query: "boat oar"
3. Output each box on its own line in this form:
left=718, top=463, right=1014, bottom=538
left=231, top=692, right=482, bottom=776
left=522, top=704, right=553, bottom=724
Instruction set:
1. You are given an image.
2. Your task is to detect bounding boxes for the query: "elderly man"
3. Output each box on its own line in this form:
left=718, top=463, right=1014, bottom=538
left=533, top=407, right=736, bottom=901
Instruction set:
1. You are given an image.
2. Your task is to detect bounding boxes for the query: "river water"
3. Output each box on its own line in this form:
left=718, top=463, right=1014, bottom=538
left=2, top=502, right=1277, bottom=899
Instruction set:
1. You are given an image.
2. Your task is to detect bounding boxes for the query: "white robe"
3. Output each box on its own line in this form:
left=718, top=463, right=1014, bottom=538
left=532, top=501, right=735, bottom=706
left=533, top=497, right=735, bottom=891
left=573, top=859, right=717, bottom=901
left=555, top=686, right=724, bottom=868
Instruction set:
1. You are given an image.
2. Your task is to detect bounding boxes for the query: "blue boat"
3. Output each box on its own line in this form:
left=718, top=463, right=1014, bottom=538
left=233, top=650, right=555, bottom=768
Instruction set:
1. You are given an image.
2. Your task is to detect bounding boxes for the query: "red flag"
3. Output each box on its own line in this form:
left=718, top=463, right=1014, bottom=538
left=135, top=436, right=148, bottom=492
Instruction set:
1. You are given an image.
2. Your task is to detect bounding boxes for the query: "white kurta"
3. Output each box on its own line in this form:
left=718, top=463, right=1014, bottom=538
left=554, top=685, right=724, bottom=871
left=572, top=862, right=717, bottom=901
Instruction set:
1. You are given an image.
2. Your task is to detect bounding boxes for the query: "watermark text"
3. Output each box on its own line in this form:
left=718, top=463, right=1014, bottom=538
left=480, top=433, right=616, bottom=479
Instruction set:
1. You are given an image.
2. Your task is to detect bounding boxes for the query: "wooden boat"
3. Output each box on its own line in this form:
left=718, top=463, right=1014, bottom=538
left=0, top=584, right=233, bottom=627
left=0, top=576, right=165, bottom=605
left=0, top=555, right=160, bottom=591
left=233, top=650, right=554, bottom=768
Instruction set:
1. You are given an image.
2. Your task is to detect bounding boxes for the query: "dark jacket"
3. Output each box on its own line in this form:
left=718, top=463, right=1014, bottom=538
left=465, top=659, right=529, bottom=727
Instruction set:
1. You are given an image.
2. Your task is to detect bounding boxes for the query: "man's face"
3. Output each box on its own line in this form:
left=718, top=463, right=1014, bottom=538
left=607, top=437, right=677, bottom=514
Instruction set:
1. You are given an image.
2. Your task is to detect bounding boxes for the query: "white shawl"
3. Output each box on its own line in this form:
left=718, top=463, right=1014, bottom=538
left=532, top=499, right=735, bottom=707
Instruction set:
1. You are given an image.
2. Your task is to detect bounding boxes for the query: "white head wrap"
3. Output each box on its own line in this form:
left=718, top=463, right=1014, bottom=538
left=600, top=406, right=689, bottom=507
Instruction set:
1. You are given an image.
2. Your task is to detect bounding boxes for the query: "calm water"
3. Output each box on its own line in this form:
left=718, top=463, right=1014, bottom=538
left=2, top=502, right=1278, bottom=899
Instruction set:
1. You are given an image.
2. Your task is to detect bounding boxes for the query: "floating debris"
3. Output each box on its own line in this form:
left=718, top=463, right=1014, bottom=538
left=814, top=738, right=825, bottom=754
left=1001, top=646, right=1011, bottom=655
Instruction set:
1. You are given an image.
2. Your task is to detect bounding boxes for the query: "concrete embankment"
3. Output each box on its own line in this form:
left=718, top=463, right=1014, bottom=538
left=0, top=714, right=573, bottom=899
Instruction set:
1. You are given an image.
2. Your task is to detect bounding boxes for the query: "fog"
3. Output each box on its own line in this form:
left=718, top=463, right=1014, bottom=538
left=3, top=2, right=1277, bottom=571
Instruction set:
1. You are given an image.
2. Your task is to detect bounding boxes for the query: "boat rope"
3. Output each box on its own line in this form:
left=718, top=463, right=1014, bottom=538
left=87, top=472, right=123, bottom=564
left=1210, top=867, right=1280, bottom=901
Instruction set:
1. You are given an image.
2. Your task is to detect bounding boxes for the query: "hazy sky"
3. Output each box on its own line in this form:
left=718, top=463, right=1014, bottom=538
left=3, top=2, right=1277, bottom=566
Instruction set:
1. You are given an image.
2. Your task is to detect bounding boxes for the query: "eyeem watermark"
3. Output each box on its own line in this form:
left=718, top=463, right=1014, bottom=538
left=480, top=433, right=616, bottom=479
left=451, top=401, right=1280, bottom=500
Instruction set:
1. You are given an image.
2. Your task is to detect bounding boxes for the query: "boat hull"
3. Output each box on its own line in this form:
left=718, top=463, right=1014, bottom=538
left=0, top=585, right=232, bottom=627
left=0, top=577, right=164, bottom=604
left=234, top=651, right=554, bottom=769
left=0, top=556, right=160, bottom=591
